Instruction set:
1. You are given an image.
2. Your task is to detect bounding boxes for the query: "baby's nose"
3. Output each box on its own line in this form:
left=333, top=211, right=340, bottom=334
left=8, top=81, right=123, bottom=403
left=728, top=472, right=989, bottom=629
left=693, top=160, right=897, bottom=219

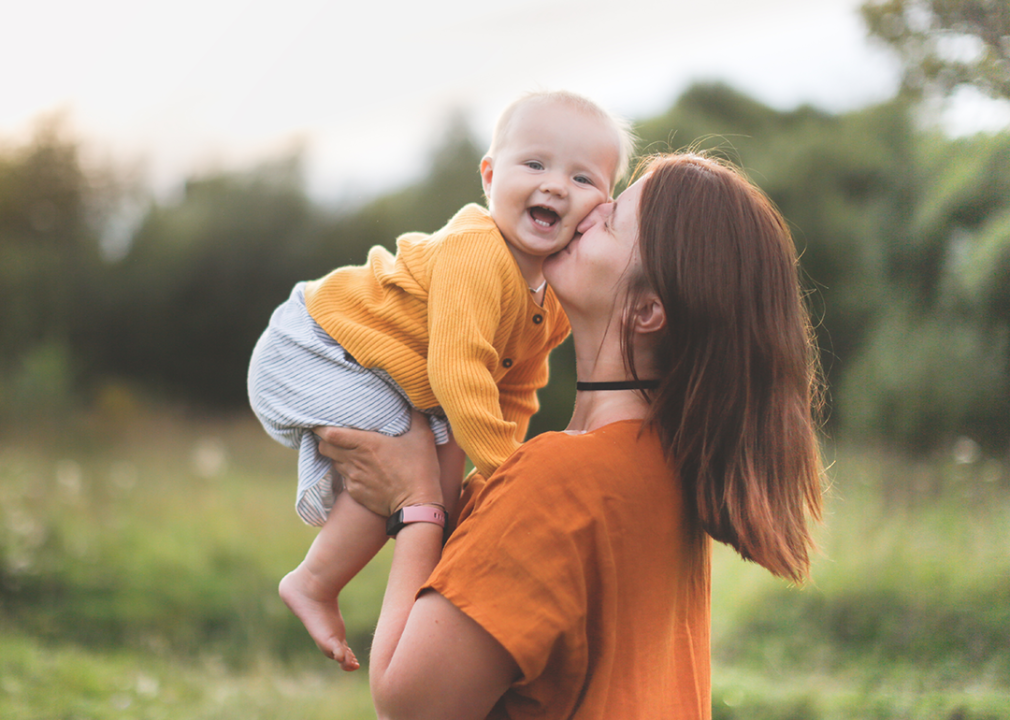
left=540, top=176, right=568, bottom=197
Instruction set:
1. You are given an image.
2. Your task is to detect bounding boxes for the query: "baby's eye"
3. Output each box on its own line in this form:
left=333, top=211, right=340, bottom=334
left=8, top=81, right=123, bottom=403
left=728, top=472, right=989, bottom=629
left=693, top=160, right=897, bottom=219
left=525, top=161, right=544, bottom=170
left=574, top=175, right=597, bottom=186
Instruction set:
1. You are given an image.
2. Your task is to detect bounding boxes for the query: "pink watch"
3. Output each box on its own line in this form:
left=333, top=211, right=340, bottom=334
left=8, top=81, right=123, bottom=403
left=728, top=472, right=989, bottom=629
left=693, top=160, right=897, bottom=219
left=386, top=505, right=446, bottom=537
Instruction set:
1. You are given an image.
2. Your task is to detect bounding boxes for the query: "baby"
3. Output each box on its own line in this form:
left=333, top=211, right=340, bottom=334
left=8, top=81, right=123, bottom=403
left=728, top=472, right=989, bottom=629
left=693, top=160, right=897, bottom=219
left=248, top=90, right=633, bottom=669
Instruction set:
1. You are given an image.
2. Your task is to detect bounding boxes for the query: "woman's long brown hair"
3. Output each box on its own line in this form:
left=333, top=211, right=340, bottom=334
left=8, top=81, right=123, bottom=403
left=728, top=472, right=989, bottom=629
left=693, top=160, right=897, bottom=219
left=626, top=153, right=824, bottom=583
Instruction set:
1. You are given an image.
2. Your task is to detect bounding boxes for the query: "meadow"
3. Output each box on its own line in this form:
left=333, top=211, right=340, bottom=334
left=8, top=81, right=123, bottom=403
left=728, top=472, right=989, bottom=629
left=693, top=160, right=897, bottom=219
left=1, top=404, right=1007, bottom=720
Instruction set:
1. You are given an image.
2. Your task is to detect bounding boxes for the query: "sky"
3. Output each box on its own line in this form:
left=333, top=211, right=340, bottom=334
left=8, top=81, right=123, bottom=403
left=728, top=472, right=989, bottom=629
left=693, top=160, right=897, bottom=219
left=3, top=0, right=1008, bottom=203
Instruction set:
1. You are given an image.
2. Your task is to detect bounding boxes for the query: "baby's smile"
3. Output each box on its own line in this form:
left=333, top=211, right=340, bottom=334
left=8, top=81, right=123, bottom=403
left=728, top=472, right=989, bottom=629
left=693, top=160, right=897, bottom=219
left=529, top=206, right=560, bottom=228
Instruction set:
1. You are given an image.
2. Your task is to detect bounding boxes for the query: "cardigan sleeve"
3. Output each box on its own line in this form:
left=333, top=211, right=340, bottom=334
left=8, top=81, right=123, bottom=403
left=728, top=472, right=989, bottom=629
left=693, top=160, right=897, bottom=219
left=498, top=302, right=570, bottom=443
left=496, top=353, right=544, bottom=444
left=426, top=233, right=523, bottom=477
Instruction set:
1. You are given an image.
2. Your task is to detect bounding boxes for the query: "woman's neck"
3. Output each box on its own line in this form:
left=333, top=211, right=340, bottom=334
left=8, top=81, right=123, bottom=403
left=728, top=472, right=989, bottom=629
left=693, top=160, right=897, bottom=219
left=566, top=390, right=649, bottom=434
left=565, top=321, right=652, bottom=433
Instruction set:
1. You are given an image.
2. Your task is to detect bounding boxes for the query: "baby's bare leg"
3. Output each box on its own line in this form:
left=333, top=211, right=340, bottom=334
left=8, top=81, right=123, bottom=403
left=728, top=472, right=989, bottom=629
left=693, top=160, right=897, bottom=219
left=436, top=434, right=466, bottom=527
left=279, top=490, right=385, bottom=670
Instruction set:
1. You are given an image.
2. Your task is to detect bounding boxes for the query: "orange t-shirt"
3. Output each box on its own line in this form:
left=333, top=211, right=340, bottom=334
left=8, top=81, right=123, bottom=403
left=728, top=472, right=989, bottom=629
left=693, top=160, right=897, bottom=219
left=423, top=420, right=712, bottom=719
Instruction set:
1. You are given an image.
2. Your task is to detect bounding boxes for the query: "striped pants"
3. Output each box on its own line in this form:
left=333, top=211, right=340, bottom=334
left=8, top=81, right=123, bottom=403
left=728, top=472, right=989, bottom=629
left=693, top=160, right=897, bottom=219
left=247, top=283, right=450, bottom=526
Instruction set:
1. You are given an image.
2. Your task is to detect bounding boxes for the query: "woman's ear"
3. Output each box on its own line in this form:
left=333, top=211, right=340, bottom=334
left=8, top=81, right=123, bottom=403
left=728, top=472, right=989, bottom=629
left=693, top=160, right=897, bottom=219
left=633, top=294, right=666, bottom=334
left=480, top=156, right=494, bottom=196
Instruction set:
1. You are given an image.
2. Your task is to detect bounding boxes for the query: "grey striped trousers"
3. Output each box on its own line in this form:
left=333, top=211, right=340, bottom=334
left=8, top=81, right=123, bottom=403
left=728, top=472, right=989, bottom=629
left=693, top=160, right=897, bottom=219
left=247, top=283, right=450, bottom=526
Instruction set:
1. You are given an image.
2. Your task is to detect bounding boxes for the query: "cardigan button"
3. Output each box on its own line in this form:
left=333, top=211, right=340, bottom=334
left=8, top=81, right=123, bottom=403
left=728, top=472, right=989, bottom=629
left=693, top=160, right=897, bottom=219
left=503, top=358, right=513, bottom=368
left=533, top=314, right=543, bottom=324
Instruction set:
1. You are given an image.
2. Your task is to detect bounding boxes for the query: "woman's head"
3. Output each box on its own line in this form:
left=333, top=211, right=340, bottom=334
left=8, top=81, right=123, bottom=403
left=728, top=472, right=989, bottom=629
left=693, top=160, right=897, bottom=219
left=541, top=175, right=647, bottom=333
left=623, top=153, right=824, bottom=583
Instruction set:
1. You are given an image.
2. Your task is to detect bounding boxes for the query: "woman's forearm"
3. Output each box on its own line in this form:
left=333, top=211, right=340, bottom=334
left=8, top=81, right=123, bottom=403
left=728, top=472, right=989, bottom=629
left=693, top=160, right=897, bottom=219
left=315, top=414, right=516, bottom=717
left=370, top=522, right=443, bottom=682
left=369, top=520, right=517, bottom=720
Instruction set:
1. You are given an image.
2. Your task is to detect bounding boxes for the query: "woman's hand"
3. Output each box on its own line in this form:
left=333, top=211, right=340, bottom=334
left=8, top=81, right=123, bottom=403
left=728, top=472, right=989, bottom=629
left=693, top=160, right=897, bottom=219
left=315, top=410, right=443, bottom=518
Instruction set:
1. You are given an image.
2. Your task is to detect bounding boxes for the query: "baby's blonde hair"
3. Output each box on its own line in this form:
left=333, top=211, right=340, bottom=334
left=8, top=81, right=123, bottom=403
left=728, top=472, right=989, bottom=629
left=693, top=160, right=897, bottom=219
left=487, top=90, right=636, bottom=191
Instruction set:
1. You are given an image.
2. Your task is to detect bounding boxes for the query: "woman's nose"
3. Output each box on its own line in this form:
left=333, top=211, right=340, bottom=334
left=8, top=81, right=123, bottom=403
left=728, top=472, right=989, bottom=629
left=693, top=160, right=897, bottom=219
left=576, top=201, right=613, bottom=233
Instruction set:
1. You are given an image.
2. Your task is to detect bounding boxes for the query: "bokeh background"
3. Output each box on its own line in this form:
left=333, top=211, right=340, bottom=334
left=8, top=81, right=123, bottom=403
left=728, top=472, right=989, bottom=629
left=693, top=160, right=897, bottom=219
left=1, top=1, right=1008, bottom=718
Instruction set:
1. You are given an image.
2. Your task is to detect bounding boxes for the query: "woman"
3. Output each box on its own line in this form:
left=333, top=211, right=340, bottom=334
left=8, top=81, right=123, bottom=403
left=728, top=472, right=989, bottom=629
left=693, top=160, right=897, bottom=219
left=317, top=153, right=824, bottom=719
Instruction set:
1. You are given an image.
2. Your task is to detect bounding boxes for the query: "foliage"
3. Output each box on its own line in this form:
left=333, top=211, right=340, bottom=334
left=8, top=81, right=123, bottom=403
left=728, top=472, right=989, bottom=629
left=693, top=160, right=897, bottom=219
left=1, top=82, right=1008, bottom=449
left=632, top=83, right=1009, bottom=449
left=637, top=85, right=915, bottom=387
left=87, top=125, right=483, bottom=408
left=707, top=441, right=1010, bottom=719
left=2, top=414, right=1008, bottom=718
left=861, top=0, right=1010, bottom=100
left=839, top=132, right=1010, bottom=450
left=90, top=155, right=323, bottom=405
left=0, top=116, right=130, bottom=418
left=0, top=631, right=375, bottom=720
left=0, top=409, right=387, bottom=668
left=839, top=308, right=1007, bottom=448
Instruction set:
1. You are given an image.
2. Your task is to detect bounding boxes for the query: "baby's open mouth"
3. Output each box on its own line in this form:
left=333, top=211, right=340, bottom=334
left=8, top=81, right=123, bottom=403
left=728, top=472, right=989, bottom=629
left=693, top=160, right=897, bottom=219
left=529, top=206, right=559, bottom=228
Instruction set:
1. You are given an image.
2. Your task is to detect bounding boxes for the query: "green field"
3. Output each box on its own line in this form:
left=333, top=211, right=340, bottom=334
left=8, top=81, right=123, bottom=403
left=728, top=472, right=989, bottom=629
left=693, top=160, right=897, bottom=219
left=1, top=408, right=1007, bottom=719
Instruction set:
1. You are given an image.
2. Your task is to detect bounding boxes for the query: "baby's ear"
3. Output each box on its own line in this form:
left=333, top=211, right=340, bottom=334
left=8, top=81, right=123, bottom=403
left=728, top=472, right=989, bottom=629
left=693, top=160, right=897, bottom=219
left=480, top=156, right=494, bottom=195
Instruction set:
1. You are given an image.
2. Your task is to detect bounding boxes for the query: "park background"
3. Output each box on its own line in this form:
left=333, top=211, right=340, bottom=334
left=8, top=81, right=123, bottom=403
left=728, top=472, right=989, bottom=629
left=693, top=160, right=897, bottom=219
left=1, top=0, right=1008, bottom=718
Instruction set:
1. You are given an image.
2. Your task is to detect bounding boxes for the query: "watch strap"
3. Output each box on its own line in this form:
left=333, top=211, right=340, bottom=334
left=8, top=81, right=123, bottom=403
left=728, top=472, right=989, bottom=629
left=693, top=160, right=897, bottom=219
left=386, top=505, right=447, bottom=537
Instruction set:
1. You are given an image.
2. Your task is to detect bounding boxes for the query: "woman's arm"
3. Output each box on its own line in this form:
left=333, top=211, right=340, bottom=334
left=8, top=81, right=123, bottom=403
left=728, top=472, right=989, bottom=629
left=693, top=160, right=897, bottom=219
left=371, top=524, right=518, bottom=719
left=315, top=417, right=519, bottom=719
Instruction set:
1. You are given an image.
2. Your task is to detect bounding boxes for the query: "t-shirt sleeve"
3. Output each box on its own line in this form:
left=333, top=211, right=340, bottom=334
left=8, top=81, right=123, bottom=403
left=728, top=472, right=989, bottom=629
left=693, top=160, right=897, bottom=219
left=422, top=434, right=591, bottom=685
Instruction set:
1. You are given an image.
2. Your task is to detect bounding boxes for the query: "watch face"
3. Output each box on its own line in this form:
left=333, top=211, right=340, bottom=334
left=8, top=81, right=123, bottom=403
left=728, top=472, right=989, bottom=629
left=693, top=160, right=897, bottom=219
left=386, top=509, right=406, bottom=537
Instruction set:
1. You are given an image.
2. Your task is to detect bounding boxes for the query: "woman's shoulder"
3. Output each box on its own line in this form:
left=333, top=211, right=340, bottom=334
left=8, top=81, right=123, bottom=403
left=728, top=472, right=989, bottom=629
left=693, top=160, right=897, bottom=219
left=522, top=420, right=656, bottom=453
left=455, top=419, right=676, bottom=547
left=493, top=420, right=667, bottom=491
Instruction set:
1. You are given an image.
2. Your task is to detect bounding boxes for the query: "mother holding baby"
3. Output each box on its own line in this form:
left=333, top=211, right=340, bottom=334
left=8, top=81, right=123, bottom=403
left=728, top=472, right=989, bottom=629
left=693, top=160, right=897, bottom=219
left=319, top=150, right=824, bottom=719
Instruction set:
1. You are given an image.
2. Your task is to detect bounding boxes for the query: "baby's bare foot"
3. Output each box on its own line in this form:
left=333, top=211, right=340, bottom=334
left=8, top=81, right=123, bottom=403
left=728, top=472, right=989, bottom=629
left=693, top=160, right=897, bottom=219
left=279, top=568, right=360, bottom=671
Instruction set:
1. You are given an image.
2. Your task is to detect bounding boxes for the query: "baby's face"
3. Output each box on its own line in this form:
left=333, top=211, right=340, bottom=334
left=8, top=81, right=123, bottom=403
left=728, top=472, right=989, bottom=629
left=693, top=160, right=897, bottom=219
left=481, top=101, right=619, bottom=267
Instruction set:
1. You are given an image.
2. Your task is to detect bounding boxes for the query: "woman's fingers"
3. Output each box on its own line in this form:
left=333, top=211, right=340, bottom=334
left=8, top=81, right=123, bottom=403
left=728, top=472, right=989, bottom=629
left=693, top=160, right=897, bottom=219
left=316, top=424, right=367, bottom=452
left=313, top=411, right=443, bottom=517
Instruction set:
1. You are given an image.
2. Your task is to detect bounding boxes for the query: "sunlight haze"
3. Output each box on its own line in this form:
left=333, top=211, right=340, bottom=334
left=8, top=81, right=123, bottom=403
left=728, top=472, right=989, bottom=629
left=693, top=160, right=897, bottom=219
left=4, top=0, right=997, bottom=202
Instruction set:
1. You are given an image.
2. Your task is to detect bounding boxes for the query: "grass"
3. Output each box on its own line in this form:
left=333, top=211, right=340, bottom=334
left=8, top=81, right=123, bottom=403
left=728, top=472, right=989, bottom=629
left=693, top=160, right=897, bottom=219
left=2, top=405, right=1008, bottom=718
left=708, top=443, right=1010, bottom=719
left=0, top=630, right=374, bottom=720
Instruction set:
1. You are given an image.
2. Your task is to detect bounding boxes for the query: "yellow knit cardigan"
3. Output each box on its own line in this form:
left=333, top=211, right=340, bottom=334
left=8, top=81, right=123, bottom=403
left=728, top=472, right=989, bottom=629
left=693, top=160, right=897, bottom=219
left=304, top=204, right=571, bottom=477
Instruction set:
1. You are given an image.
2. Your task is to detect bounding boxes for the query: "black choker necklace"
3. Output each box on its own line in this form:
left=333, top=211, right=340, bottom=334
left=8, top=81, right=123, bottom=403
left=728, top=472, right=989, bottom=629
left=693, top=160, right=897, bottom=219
left=576, top=379, right=660, bottom=391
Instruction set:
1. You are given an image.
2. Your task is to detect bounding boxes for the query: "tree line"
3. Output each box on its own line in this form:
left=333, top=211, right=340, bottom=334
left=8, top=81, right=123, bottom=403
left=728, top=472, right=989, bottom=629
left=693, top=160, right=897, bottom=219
left=1, top=82, right=1007, bottom=454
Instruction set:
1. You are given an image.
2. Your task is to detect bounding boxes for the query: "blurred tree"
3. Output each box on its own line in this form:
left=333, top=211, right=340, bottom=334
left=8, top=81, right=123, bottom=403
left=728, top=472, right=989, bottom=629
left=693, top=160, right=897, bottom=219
left=96, top=154, right=322, bottom=405
left=4, top=88, right=1005, bottom=450
left=0, top=116, right=130, bottom=419
left=855, top=1, right=1010, bottom=451
left=842, top=132, right=1010, bottom=450
left=635, top=84, right=916, bottom=394
left=95, top=117, right=485, bottom=408
left=861, top=0, right=1010, bottom=100
left=637, top=83, right=1009, bottom=450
